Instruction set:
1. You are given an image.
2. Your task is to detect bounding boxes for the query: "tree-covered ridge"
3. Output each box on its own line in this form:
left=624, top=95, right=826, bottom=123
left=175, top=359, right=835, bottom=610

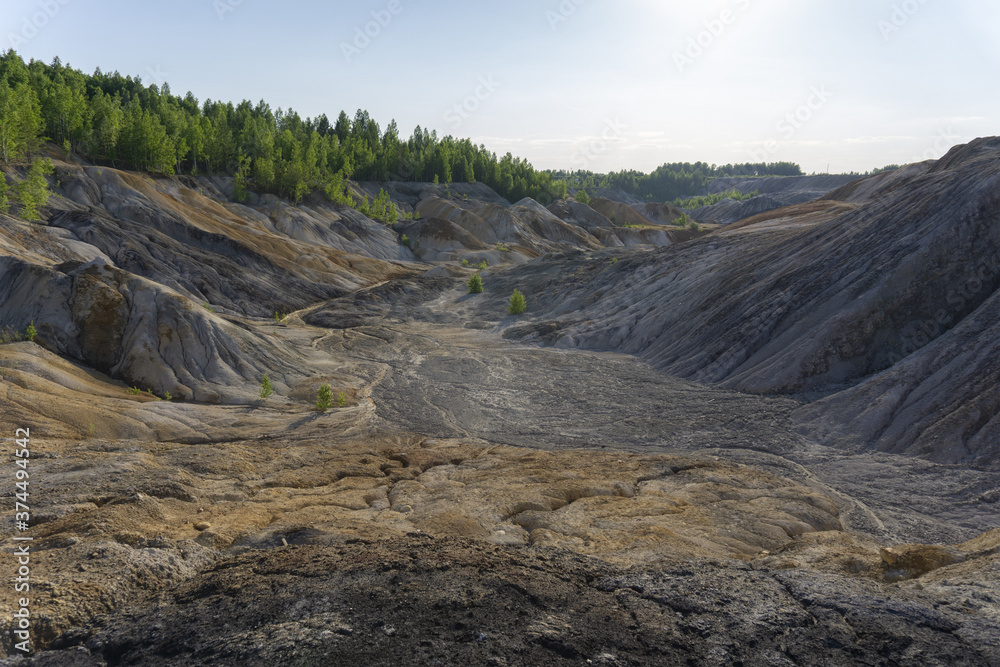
left=549, top=161, right=803, bottom=203
left=0, top=51, right=559, bottom=204
left=1, top=50, right=807, bottom=207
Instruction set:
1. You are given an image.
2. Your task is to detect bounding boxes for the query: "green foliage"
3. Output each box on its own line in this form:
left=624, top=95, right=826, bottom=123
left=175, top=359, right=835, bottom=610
left=127, top=386, right=142, bottom=395
left=674, top=188, right=758, bottom=209
left=495, top=242, right=510, bottom=252
left=675, top=213, right=688, bottom=228
left=0, top=51, right=568, bottom=203
left=274, top=312, right=286, bottom=324
left=233, top=153, right=251, bottom=203
left=477, top=260, right=489, bottom=270
left=118, top=99, right=176, bottom=174
left=574, top=189, right=590, bottom=205
left=0, top=175, right=8, bottom=214
left=549, top=162, right=802, bottom=203
left=163, top=391, right=172, bottom=402
left=24, top=321, right=36, bottom=342
left=610, top=257, right=618, bottom=265
left=356, top=194, right=371, bottom=217
left=507, top=289, right=526, bottom=315
left=870, top=164, right=900, bottom=174
left=368, top=188, right=397, bottom=224
left=323, top=170, right=356, bottom=206
left=337, top=392, right=347, bottom=408
left=467, top=273, right=483, bottom=294
left=460, top=259, right=470, bottom=267
left=259, top=373, right=274, bottom=400
left=316, top=383, right=334, bottom=411
left=0, top=325, right=25, bottom=344
left=0, top=76, right=42, bottom=163
left=17, top=157, right=53, bottom=221
left=400, top=233, right=410, bottom=247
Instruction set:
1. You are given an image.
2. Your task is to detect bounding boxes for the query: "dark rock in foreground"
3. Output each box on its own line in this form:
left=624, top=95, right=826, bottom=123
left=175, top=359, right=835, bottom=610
left=16, top=537, right=999, bottom=667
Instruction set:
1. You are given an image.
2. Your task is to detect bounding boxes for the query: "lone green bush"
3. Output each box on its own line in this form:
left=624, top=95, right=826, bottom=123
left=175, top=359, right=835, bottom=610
left=259, top=373, right=274, bottom=400
left=508, top=289, right=526, bottom=315
left=25, top=321, right=36, bottom=342
left=316, top=384, right=334, bottom=410
left=337, top=392, right=347, bottom=408
left=467, top=273, right=484, bottom=294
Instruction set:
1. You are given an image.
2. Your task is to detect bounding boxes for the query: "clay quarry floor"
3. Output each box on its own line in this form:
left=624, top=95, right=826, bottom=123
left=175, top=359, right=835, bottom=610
left=3, top=280, right=1000, bottom=664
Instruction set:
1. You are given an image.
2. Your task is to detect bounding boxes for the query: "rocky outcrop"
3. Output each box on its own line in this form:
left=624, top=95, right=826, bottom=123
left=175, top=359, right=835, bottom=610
left=47, top=164, right=416, bottom=318
left=410, top=196, right=606, bottom=262
left=688, top=194, right=787, bottom=225
left=0, top=258, right=300, bottom=402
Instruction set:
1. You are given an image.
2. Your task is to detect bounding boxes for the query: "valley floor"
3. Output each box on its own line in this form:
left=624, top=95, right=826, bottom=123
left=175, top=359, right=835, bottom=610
left=3, top=275, right=999, bottom=665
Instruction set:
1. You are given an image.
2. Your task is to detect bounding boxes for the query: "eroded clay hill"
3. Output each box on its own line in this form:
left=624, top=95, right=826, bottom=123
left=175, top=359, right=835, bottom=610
left=491, top=138, right=1000, bottom=469
left=0, top=158, right=683, bottom=402
left=690, top=173, right=859, bottom=224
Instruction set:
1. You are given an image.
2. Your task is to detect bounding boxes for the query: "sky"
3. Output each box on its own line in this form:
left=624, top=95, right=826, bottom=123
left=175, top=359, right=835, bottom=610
left=1, top=0, right=997, bottom=174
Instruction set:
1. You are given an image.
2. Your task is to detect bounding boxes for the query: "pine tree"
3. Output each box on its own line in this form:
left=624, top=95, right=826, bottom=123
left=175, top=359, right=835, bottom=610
left=259, top=373, right=274, bottom=400
left=316, top=384, right=334, bottom=411
left=17, top=157, right=53, bottom=221
left=575, top=189, right=590, bottom=205
left=233, top=153, right=251, bottom=203
left=508, top=289, right=526, bottom=315
left=0, top=174, right=8, bottom=214
left=0, top=80, right=42, bottom=164
left=467, top=273, right=483, bottom=294
left=88, top=90, right=123, bottom=164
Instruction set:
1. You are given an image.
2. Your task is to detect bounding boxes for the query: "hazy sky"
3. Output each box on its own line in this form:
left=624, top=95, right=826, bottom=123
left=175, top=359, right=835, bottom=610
left=2, top=0, right=997, bottom=174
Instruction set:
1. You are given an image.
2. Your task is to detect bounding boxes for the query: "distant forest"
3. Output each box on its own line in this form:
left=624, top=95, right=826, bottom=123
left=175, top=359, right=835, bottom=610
left=549, top=161, right=803, bottom=204
left=0, top=51, right=803, bottom=206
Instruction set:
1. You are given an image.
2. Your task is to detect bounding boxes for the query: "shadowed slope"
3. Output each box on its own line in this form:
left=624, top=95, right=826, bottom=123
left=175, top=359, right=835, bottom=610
left=483, top=138, right=1000, bottom=466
